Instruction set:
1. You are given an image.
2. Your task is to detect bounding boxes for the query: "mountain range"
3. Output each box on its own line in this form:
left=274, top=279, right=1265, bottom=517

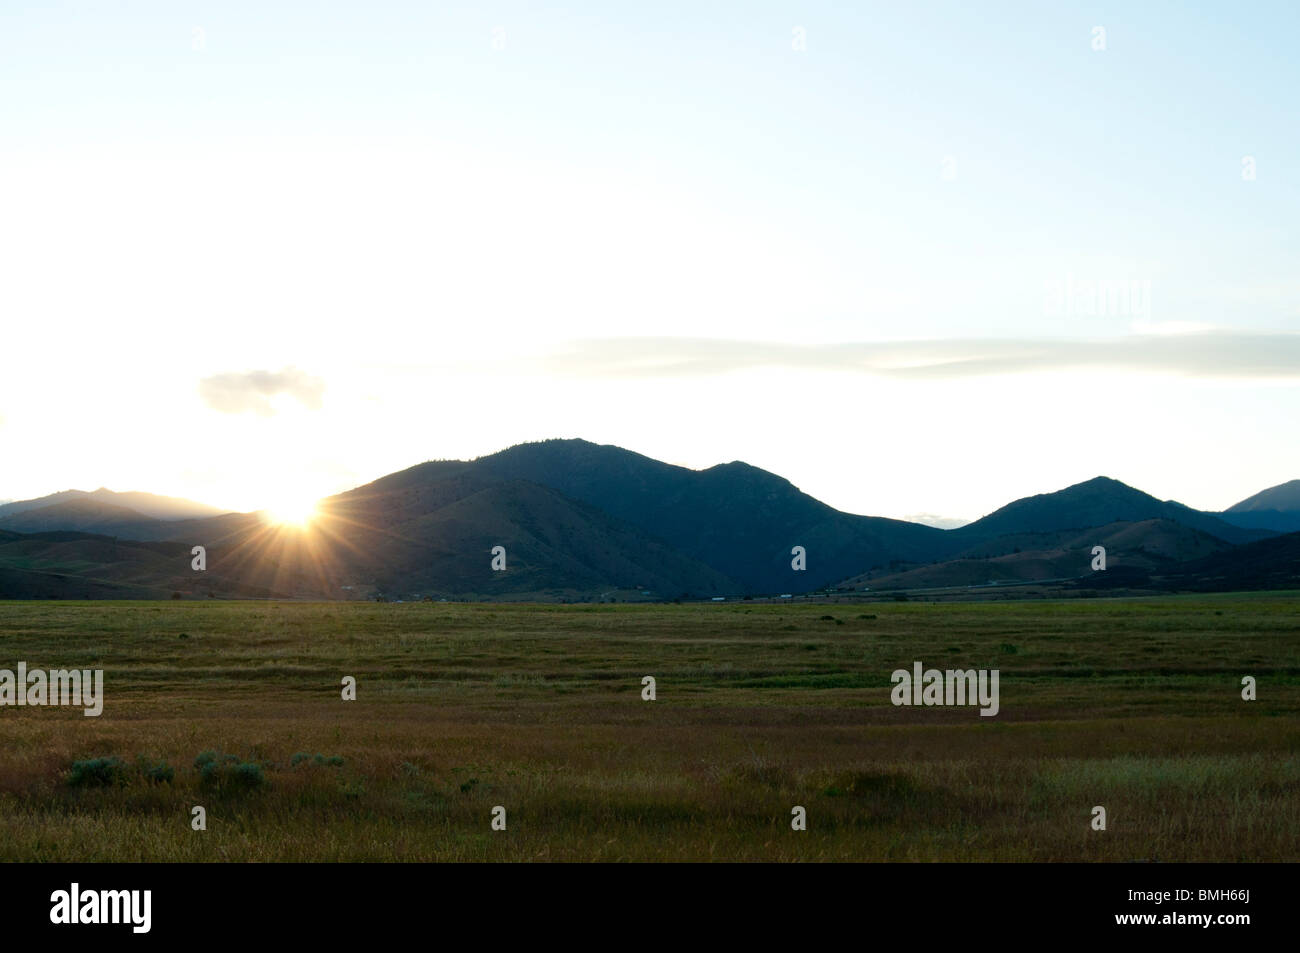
left=0, top=440, right=1296, bottom=600
left=0, top=488, right=226, bottom=522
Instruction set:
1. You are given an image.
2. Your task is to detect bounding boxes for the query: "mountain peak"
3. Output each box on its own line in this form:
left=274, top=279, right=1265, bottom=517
left=1227, top=479, right=1300, bottom=513
left=1075, top=476, right=1134, bottom=490
left=958, top=474, right=1258, bottom=544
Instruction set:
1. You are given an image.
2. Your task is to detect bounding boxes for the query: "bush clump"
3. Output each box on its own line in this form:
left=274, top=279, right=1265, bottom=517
left=291, top=752, right=345, bottom=768
left=137, top=756, right=175, bottom=784
left=67, top=756, right=128, bottom=788
left=195, top=750, right=267, bottom=793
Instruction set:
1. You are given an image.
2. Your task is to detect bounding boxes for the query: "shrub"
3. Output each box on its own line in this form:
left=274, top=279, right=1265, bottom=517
left=137, top=757, right=174, bottom=784
left=67, top=756, right=128, bottom=788
left=230, top=762, right=266, bottom=790
left=195, top=750, right=267, bottom=793
left=292, top=752, right=344, bottom=768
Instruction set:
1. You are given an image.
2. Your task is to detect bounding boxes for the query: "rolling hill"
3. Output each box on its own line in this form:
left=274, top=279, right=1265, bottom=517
left=465, top=439, right=961, bottom=592
left=1149, top=529, right=1300, bottom=592
left=0, top=488, right=226, bottom=521
left=952, top=476, right=1268, bottom=545
left=0, top=498, right=178, bottom=538
left=1227, top=479, right=1300, bottom=512
left=839, top=518, right=1234, bottom=591
left=314, top=470, right=735, bottom=598
left=1215, top=479, right=1300, bottom=534
left=0, top=528, right=280, bottom=599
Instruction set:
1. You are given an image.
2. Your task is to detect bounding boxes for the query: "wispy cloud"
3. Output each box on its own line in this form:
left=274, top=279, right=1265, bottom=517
left=198, top=367, right=325, bottom=416
left=904, top=513, right=972, bottom=530
left=533, top=332, right=1300, bottom=380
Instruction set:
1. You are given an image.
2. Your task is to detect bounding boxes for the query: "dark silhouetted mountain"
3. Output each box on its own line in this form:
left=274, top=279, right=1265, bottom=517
left=0, top=499, right=169, bottom=538
left=3, top=441, right=1296, bottom=600
left=0, top=500, right=255, bottom=543
left=464, top=439, right=958, bottom=592
left=953, top=476, right=1269, bottom=545
left=0, top=488, right=226, bottom=521
left=1227, top=479, right=1300, bottom=512
left=1215, top=510, right=1300, bottom=533
left=840, top=518, right=1233, bottom=591
left=1213, top=479, right=1300, bottom=533
left=1149, top=530, right=1300, bottom=592
left=313, top=470, right=734, bottom=598
left=0, top=527, right=282, bottom=599
left=0, top=470, right=733, bottom=600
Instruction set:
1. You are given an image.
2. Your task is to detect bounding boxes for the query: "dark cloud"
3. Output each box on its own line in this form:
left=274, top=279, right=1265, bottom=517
left=198, top=367, right=325, bottom=416
left=536, top=332, right=1300, bottom=380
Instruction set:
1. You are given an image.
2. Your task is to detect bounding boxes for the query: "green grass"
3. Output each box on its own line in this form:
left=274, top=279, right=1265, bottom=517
left=0, top=594, right=1297, bottom=860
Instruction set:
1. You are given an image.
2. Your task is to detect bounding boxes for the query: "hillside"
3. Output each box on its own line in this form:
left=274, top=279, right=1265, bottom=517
left=840, top=518, right=1232, bottom=591
left=0, top=488, right=225, bottom=521
left=0, top=499, right=172, bottom=538
left=953, top=477, right=1268, bottom=545
left=317, top=471, right=734, bottom=598
left=1227, top=479, right=1300, bottom=513
left=0, top=528, right=285, bottom=599
left=0, top=500, right=254, bottom=543
left=1149, top=530, right=1300, bottom=592
left=467, top=439, right=958, bottom=592
left=1214, top=479, right=1300, bottom=534
left=0, top=473, right=735, bottom=600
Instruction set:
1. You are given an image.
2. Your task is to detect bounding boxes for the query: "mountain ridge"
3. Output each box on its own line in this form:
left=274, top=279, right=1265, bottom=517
left=0, top=439, right=1293, bottom=600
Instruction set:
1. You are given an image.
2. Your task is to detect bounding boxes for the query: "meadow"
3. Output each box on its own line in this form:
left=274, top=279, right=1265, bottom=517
left=0, top=593, right=1297, bottom=861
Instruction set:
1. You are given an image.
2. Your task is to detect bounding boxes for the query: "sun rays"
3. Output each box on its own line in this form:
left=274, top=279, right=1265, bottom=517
left=260, top=496, right=321, bottom=530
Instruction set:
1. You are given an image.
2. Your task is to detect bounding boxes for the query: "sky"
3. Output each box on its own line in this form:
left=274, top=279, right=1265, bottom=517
left=1, top=1, right=1297, bottom=523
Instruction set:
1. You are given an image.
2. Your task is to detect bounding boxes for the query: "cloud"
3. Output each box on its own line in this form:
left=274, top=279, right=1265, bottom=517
left=533, top=331, right=1300, bottom=381
left=198, top=367, right=325, bottom=416
left=903, top=513, right=972, bottom=530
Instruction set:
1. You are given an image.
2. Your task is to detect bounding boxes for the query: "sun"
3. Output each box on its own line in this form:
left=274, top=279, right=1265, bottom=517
left=261, top=496, right=321, bottom=529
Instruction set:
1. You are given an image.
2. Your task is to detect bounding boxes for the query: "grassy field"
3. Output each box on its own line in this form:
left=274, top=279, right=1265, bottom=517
left=1, top=593, right=1297, bottom=861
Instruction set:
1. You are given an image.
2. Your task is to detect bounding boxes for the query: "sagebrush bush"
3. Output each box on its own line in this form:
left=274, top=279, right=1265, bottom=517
left=67, top=757, right=127, bottom=788
left=292, top=752, right=344, bottom=768
left=195, top=750, right=267, bottom=793
left=137, top=757, right=174, bottom=784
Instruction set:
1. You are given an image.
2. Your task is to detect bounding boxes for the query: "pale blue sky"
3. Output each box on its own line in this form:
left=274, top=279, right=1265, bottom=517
left=1, top=2, right=1296, bottom=520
